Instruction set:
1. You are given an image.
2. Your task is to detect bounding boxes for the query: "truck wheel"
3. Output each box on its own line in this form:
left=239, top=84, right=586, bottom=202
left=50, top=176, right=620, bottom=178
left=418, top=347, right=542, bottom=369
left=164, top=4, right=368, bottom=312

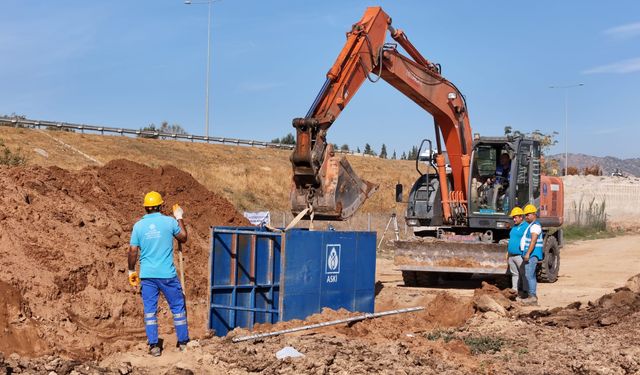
left=538, top=236, right=560, bottom=283
left=402, top=271, right=418, bottom=287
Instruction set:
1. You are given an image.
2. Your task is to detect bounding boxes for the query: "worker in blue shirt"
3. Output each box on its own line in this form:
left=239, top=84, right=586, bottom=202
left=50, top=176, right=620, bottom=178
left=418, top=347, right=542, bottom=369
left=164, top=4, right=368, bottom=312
left=507, top=207, right=527, bottom=296
left=128, top=191, right=189, bottom=357
left=520, top=204, right=544, bottom=305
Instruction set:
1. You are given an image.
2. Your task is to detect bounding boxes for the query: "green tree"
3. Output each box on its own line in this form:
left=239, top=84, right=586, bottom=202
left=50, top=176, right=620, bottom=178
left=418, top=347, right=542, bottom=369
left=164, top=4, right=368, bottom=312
left=391, top=150, right=397, bottom=160
left=401, top=151, right=407, bottom=160
left=504, top=126, right=558, bottom=155
left=364, top=143, right=376, bottom=156
left=340, top=144, right=350, bottom=152
left=356, top=146, right=361, bottom=153
left=379, top=144, right=388, bottom=159
left=271, top=133, right=296, bottom=145
left=159, top=121, right=188, bottom=136
left=139, top=124, right=159, bottom=139
left=406, top=145, right=419, bottom=160
left=505, top=126, right=559, bottom=174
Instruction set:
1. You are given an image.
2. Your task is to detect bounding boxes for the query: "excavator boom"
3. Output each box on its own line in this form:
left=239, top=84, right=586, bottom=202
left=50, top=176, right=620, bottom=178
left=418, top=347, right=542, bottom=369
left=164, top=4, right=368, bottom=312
left=290, top=6, right=472, bottom=221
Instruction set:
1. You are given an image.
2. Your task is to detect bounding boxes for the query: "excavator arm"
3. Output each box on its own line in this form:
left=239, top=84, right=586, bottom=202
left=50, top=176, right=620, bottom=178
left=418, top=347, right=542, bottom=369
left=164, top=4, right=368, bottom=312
left=291, top=6, right=473, bottom=222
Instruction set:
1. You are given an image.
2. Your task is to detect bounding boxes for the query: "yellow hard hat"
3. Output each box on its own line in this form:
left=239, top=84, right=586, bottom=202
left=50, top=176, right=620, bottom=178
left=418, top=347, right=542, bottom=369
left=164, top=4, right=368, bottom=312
left=143, top=191, right=164, bottom=207
left=523, top=204, right=538, bottom=215
left=509, top=207, right=524, bottom=217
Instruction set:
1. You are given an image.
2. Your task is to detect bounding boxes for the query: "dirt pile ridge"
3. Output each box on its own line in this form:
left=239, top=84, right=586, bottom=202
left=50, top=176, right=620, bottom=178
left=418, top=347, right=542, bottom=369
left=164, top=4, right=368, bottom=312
left=522, top=273, right=640, bottom=329
left=0, top=159, right=248, bottom=358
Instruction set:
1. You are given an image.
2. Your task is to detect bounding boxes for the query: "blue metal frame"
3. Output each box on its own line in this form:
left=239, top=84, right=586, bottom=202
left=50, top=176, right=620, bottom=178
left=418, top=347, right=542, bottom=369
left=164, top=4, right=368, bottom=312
left=209, top=227, right=376, bottom=337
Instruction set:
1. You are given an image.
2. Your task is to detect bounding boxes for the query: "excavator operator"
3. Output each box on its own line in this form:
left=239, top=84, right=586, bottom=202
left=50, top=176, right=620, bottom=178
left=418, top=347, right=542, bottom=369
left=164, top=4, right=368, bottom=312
left=495, top=152, right=512, bottom=184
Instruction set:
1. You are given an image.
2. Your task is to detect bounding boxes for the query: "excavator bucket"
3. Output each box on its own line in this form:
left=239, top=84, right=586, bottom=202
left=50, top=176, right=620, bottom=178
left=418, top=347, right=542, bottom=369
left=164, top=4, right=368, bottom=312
left=393, top=237, right=509, bottom=275
left=291, top=154, right=378, bottom=221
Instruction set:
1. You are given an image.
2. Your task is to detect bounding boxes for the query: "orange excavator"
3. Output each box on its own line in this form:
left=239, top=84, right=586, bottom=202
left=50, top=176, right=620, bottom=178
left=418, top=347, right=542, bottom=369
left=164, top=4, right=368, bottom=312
left=290, top=6, right=564, bottom=284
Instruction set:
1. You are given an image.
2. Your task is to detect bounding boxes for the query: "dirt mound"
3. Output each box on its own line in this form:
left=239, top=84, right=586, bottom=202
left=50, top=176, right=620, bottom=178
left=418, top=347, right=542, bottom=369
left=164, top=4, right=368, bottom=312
left=521, top=273, right=640, bottom=328
left=235, top=292, right=474, bottom=344
left=0, top=160, right=249, bottom=358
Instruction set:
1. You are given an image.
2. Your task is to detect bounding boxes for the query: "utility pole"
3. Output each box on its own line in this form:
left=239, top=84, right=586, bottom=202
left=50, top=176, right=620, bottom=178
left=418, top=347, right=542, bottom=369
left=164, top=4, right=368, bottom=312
left=549, top=83, right=584, bottom=175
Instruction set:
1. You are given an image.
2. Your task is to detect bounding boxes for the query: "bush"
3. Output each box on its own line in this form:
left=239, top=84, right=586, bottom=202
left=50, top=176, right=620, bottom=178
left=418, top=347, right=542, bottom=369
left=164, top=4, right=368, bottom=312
left=564, top=196, right=612, bottom=241
left=564, top=166, right=579, bottom=175
left=583, top=164, right=602, bottom=176
left=0, top=139, right=27, bottom=166
left=464, top=336, right=504, bottom=354
left=425, top=329, right=456, bottom=343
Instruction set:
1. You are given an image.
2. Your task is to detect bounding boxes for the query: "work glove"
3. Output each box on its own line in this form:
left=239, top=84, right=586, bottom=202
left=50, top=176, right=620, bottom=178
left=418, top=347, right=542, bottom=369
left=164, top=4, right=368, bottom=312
left=128, top=270, right=140, bottom=287
left=173, top=204, right=184, bottom=220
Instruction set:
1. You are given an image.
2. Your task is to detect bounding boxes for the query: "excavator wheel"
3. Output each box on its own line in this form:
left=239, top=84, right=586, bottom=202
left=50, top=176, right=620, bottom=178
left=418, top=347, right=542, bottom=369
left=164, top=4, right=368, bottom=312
left=538, top=236, right=560, bottom=283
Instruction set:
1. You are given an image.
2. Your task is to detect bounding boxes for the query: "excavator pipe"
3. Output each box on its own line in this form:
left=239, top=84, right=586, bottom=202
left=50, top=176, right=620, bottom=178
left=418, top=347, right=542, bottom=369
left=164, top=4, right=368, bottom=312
left=435, top=154, right=452, bottom=223
left=461, top=154, right=470, bottom=200
left=388, top=26, right=433, bottom=70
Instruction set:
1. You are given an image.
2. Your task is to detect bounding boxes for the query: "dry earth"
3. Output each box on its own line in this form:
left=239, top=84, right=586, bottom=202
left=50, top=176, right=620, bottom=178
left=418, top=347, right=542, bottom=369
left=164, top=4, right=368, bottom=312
left=1, top=160, right=640, bottom=374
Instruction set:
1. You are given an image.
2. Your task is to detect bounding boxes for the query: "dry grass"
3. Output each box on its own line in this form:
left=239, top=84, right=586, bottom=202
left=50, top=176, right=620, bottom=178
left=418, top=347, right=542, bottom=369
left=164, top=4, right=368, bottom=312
left=1, top=126, right=418, bottom=215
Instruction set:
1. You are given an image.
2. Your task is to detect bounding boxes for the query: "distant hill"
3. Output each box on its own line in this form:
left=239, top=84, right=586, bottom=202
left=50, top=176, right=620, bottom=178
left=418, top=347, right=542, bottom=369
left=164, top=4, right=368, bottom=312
left=547, top=153, right=640, bottom=177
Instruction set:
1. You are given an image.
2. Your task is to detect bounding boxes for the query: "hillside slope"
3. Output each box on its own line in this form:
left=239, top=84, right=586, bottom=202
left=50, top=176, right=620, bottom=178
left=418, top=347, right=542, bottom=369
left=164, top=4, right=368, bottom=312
left=547, top=153, right=640, bottom=176
left=0, top=126, right=418, bottom=214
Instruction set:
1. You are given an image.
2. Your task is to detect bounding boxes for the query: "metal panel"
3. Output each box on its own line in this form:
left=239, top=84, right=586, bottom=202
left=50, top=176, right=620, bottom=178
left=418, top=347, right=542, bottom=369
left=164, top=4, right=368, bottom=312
left=209, top=227, right=281, bottom=336
left=209, top=227, right=376, bottom=337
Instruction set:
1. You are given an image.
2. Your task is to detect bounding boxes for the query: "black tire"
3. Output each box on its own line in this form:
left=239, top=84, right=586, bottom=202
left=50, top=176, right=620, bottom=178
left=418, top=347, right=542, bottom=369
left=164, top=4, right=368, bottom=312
left=402, top=271, right=417, bottom=287
left=538, top=236, right=560, bottom=283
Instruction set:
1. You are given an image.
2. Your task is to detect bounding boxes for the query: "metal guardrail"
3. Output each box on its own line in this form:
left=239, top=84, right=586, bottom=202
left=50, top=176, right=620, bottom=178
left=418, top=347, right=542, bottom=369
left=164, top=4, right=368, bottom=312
left=0, top=116, right=388, bottom=157
left=0, top=116, right=296, bottom=150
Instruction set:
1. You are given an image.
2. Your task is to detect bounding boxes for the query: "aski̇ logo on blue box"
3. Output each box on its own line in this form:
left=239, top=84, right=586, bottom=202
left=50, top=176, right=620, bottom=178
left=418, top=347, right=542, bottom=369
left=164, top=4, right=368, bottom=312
left=325, top=244, right=341, bottom=283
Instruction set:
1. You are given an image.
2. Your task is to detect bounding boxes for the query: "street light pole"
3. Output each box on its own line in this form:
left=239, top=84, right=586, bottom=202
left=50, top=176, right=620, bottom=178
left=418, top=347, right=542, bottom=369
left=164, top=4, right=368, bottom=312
left=549, top=83, right=584, bottom=175
left=185, top=0, right=215, bottom=138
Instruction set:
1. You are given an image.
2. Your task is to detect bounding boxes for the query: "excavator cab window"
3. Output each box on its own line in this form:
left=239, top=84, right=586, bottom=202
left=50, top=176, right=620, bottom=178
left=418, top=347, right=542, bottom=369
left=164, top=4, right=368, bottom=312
left=531, top=142, right=541, bottom=200
left=515, top=142, right=532, bottom=207
left=470, top=145, right=511, bottom=214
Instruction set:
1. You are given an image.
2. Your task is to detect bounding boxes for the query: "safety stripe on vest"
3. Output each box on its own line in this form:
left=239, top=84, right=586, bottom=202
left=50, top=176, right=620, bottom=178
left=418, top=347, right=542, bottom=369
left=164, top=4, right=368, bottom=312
left=174, top=319, right=188, bottom=326
left=173, top=312, right=186, bottom=319
left=144, top=313, right=156, bottom=318
left=524, top=222, right=544, bottom=250
left=145, top=320, right=158, bottom=326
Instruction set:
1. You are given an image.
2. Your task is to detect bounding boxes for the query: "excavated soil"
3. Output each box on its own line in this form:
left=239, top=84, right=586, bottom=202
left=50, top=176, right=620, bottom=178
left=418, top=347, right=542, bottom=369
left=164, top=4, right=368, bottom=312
left=0, top=159, right=249, bottom=359
left=2, top=160, right=640, bottom=374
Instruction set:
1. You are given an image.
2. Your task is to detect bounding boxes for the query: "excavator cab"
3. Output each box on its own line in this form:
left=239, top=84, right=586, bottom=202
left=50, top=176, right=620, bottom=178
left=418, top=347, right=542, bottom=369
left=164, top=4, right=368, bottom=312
left=467, top=137, right=541, bottom=231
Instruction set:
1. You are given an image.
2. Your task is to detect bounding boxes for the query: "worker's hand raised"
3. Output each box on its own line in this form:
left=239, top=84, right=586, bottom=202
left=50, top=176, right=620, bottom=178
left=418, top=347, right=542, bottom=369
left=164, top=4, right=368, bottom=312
left=173, top=204, right=184, bottom=220
left=128, top=271, right=140, bottom=288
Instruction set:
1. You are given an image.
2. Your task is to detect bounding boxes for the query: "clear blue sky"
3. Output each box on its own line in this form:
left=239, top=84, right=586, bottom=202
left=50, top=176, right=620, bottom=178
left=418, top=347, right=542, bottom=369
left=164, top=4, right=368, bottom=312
left=2, top=1, right=639, bottom=158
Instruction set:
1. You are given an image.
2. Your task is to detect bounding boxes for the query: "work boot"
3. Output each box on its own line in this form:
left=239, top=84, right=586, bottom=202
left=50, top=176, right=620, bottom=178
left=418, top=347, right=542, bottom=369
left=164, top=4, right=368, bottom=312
left=522, top=296, right=538, bottom=306
left=149, top=344, right=162, bottom=357
left=177, top=340, right=189, bottom=352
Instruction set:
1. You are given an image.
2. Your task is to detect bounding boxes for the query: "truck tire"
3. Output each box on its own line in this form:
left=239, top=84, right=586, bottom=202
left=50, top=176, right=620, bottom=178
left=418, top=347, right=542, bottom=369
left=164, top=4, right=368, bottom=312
left=538, top=236, right=560, bottom=283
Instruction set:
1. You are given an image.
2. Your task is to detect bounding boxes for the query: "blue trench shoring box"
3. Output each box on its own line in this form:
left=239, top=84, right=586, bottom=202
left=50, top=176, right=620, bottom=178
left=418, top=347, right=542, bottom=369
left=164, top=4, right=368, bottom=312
left=208, top=227, right=376, bottom=337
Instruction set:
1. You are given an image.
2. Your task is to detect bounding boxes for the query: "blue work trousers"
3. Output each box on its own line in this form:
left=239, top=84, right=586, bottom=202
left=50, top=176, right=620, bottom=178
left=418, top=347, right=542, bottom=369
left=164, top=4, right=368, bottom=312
left=140, top=277, right=189, bottom=345
left=524, top=256, right=539, bottom=297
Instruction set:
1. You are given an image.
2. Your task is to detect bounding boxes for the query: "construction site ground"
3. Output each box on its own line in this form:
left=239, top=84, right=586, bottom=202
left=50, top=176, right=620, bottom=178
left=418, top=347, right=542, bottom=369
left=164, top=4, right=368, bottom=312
left=1, top=159, right=640, bottom=374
